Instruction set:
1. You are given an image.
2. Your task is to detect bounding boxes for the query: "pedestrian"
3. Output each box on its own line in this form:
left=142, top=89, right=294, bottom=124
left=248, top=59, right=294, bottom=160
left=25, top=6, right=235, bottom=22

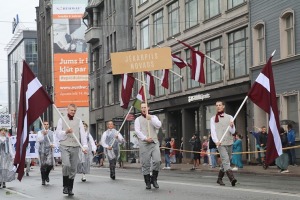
left=36, top=120, right=55, bottom=185
left=95, top=142, right=104, bottom=167
left=259, top=126, right=268, bottom=165
left=170, top=138, right=176, bottom=164
left=101, top=121, right=125, bottom=180
left=55, top=103, right=88, bottom=196
left=162, top=137, right=171, bottom=169
left=201, top=136, right=209, bottom=165
left=231, top=134, right=243, bottom=170
left=0, top=128, right=16, bottom=188
left=77, top=122, right=97, bottom=182
left=209, top=134, right=217, bottom=168
left=189, top=134, right=201, bottom=170
left=287, top=124, right=296, bottom=166
left=211, top=101, right=236, bottom=186
left=134, top=102, right=162, bottom=189
left=250, top=128, right=262, bottom=165
left=275, top=127, right=289, bottom=173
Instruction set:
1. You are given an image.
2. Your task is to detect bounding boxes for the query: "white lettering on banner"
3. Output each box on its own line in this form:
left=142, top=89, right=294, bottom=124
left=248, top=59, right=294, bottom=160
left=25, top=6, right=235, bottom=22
left=11, top=135, right=61, bottom=158
left=188, top=93, right=210, bottom=103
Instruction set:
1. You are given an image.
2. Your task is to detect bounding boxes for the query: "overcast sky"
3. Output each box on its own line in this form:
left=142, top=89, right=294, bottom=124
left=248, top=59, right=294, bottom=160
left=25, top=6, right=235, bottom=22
left=0, top=0, right=39, bottom=110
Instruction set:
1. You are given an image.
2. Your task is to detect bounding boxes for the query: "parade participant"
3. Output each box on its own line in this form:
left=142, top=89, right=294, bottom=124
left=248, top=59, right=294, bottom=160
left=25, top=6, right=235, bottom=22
left=101, top=121, right=125, bottom=180
left=210, top=101, right=236, bottom=186
left=231, top=134, right=243, bottom=170
left=37, top=120, right=55, bottom=185
left=56, top=104, right=88, bottom=196
left=77, top=122, right=96, bottom=182
left=134, top=102, right=162, bottom=189
left=0, top=128, right=15, bottom=188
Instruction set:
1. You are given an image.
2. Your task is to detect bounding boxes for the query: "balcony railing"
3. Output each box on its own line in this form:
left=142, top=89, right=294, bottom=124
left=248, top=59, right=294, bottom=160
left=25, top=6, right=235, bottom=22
left=85, top=27, right=102, bottom=44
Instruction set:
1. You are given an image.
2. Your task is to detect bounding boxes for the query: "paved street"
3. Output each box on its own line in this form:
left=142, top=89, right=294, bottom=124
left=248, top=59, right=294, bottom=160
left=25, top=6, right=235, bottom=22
left=1, top=164, right=300, bottom=200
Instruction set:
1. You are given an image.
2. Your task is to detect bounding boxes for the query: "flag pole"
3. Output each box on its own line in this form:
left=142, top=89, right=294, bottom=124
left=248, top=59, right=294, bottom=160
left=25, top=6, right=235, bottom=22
left=135, top=78, right=148, bottom=86
left=38, top=117, right=52, bottom=145
left=172, top=37, right=225, bottom=68
left=52, top=104, right=85, bottom=151
left=110, top=106, right=134, bottom=146
left=141, top=72, right=151, bottom=138
left=219, top=96, right=249, bottom=144
left=152, top=74, right=162, bottom=81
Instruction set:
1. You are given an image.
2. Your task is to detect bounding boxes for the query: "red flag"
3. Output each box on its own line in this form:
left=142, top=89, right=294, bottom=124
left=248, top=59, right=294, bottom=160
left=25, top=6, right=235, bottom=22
left=172, top=54, right=192, bottom=69
left=176, top=39, right=205, bottom=84
left=133, top=86, right=145, bottom=111
left=161, top=69, right=169, bottom=89
left=14, top=61, right=53, bottom=181
left=120, top=74, right=135, bottom=109
left=144, top=72, right=155, bottom=96
left=248, top=56, right=282, bottom=165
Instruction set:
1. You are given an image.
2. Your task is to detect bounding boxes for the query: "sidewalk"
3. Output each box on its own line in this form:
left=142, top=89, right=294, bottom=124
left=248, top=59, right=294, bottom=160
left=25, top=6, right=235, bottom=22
left=122, top=162, right=300, bottom=177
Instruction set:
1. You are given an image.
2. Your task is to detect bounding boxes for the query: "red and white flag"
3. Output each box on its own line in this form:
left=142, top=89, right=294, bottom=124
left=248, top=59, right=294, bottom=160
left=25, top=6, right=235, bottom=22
left=176, top=39, right=205, bottom=84
left=144, top=72, right=155, bottom=96
left=160, top=69, right=169, bottom=89
left=14, top=61, right=53, bottom=181
left=172, top=54, right=192, bottom=69
left=120, top=73, right=135, bottom=109
left=248, top=56, right=282, bottom=165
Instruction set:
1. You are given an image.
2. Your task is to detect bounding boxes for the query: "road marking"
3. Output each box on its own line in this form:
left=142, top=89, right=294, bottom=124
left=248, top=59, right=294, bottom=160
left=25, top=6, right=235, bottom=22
left=87, top=174, right=300, bottom=198
left=3, top=188, right=35, bottom=199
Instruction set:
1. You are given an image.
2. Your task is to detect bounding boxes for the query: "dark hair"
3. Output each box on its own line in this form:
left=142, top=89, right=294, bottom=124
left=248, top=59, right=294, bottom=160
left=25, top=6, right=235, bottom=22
left=279, top=127, right=285, bottom=134
left=236, top=134, right=243, bottom=139
left=287, top=124, right=293, bottom=129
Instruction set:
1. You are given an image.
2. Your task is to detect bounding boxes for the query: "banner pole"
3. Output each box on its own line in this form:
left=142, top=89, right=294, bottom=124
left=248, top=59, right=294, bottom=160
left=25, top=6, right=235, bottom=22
left=141, top=72, right=151, bottom=138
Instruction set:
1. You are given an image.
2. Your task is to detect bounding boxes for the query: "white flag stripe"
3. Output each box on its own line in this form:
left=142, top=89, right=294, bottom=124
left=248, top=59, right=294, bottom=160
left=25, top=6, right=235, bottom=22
left=160, top=70, right=165, bottom=85
left=27, top=77, right=43, bottom=99
left=269, top=108, right=283, bottom=156
left=21, top=115, right=28, bottom=144
left=123, top=74, right=128, bottom=88
left=255, top=73, right=270, bottom=92
left=195, top=54, right=201, bottom=81
left=136, top=93, right=143, bottom=101
left=146, top=74, right=150, bottom=92
left=172, top=57, right=183, bottom=63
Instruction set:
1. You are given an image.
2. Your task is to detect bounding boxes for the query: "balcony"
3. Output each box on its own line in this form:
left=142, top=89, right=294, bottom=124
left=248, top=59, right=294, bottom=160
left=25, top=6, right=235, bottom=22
left=85, top=27, right=102, bottom=44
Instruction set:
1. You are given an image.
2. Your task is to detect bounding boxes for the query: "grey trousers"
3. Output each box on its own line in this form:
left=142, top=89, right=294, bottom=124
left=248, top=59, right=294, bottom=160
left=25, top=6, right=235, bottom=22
left=139, top=142, right=161, bottom=175
left=60, top=145, right=80, bottom=179
left=217, top=145, right=232, bottom=172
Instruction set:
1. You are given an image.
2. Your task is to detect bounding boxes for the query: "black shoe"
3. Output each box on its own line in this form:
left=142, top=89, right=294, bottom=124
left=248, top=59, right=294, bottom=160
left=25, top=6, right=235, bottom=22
left=42, top=180, right=46, bottom=185
left=63, top=187, right=68, bottom=194
left=110, top=167, right=116, bottom=180
left=151, top=171, right=159, bottom=189
left=45, top=177, right=49, bottom=182
left=81, top=178, right=86, bottom=182
left=2, top=182, right=6, bottom=188
left=68, top=179, right=74, bottom=196
left=26, top=173, right=29, bottom=176
left=144, top=175, right=151, bottom=189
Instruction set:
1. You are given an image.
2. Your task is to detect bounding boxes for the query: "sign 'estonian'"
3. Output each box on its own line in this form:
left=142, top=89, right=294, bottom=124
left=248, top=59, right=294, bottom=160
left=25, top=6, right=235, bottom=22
left=111, top=47, right=172, bottom=74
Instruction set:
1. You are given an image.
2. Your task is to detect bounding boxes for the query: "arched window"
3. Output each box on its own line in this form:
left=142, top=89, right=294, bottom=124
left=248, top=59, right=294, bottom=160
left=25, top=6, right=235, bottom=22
left=252, top=22, right=265, bottom=65
left=280, top=10, right=295, bottom=58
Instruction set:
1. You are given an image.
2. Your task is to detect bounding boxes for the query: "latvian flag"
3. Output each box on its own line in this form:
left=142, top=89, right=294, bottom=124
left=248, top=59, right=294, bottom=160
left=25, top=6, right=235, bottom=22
left=144, top=72, right=155, bottom=96
left=14, top=61, right=53, bottom=181
left=248, top=56, right=282, bottom=165
left=161, top=69, right=169, bottom=89
left=120, top=73, right=135, bottom=109
left=176, top=39, right=205, bottom=84
left=172, top=54, right=192, bottom=69
left=133, top=86, right=145, bottom=111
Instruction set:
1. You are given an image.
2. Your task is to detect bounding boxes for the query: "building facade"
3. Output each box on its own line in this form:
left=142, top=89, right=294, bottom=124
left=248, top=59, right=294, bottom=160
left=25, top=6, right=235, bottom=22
left=84, top=0, right=137, bottom=142
left=6, top=30, right=38, bottom=134
left=249, top=0, right=300, bottom=162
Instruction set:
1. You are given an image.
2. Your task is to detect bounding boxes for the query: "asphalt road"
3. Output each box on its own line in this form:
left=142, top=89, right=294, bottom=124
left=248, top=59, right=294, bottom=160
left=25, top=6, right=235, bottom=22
left=0, top=166, right=299, bottom=200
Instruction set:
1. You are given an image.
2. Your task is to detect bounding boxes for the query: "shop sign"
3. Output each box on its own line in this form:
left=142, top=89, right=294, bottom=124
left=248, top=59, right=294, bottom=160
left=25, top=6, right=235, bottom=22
left=188, top=93, right=210, bottom=103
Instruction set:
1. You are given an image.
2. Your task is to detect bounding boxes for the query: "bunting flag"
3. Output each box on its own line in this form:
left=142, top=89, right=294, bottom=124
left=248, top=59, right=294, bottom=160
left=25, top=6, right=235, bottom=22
left=248, top=56, right=282, bottom=165
left=161, top=69, right=169, bottom=89
left=172, top=54, right=192, bottom=69
left=120, top=73, right=135, bottom=109
left=14, top=61, right=53, bottom=181
left=132, top=86, right=145, bottom=111
left=176, top=39, right=205, bottom=84
left=144, top=72, right=155, bottom=96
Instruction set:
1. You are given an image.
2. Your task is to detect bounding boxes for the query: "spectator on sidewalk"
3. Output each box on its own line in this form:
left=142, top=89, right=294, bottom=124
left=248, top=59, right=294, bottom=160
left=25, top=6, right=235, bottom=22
left=276, top=127, right=289, bottom=173
left=250, top=129, right=262, bottom=164
left=209, top=134, right=217, bottom=168
left=189, top=134, right=201, bottom=170
left=231, top=134, right=243, bottom=171
left=201, top=136, right=209, bottom=165
left=287, top=124, right=297, bottom=166
left=259, top=126, right=268, bottom=165
left=95, top=142, right=104, bottom=167
left=170, top=138, right=176, bottom=164
left=163, top=137, right=171, bottom=169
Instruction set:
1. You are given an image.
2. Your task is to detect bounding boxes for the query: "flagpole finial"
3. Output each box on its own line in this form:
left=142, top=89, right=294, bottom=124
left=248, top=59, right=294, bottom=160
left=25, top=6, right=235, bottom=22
left=271, top=50, right=276, bottom=57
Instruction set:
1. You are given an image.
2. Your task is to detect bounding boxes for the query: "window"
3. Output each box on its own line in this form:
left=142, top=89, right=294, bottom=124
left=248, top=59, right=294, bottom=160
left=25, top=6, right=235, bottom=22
left=280, top=11, right=294, bottom=58
left=154, top=71, right=165, bottom=96
left=114, top=77, right=121, bottom=104
left=139, top=0, right=147, bottom=5
left=205, top=105, right=215, bottom=132
left=168, top=1, right=180, bottom=37
left=205, top=0, right=220, bottom=19
left=91, top=88, right=95, bottom=109
left=114, top=32, right=117, bottom=52
left=286, top=95, right=299, bottom=137
left=140, top=18, right=149, bottom=49
left=170, top=54, right=182, bottom=93
left=228, top=0, right=245, bottom=9
left=185, top=0, right=198, bottom=29
left=253, top=23, right=265, bottom=65
left=205, top=37, right=223, bottom=84
left=228, top=27, right=248, bottom=79
left=153, top=10, right=164, bottom=44
left=106, top=36, right=110, bottom=60
left=107, top=82, right=112, bottom=105
left=97, top=85, right=101, bottom=107
left=185, top=47, right=200, bottom=88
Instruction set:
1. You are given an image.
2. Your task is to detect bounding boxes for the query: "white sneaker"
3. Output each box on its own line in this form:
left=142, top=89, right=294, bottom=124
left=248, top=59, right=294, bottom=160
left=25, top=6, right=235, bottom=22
left=162, top=167, right=166, bottom=169
left=281, top=170, right=289, bottom=173
left=167, top=167, right=171, bottom=169
left=232, top=167, right=238, bottom=171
